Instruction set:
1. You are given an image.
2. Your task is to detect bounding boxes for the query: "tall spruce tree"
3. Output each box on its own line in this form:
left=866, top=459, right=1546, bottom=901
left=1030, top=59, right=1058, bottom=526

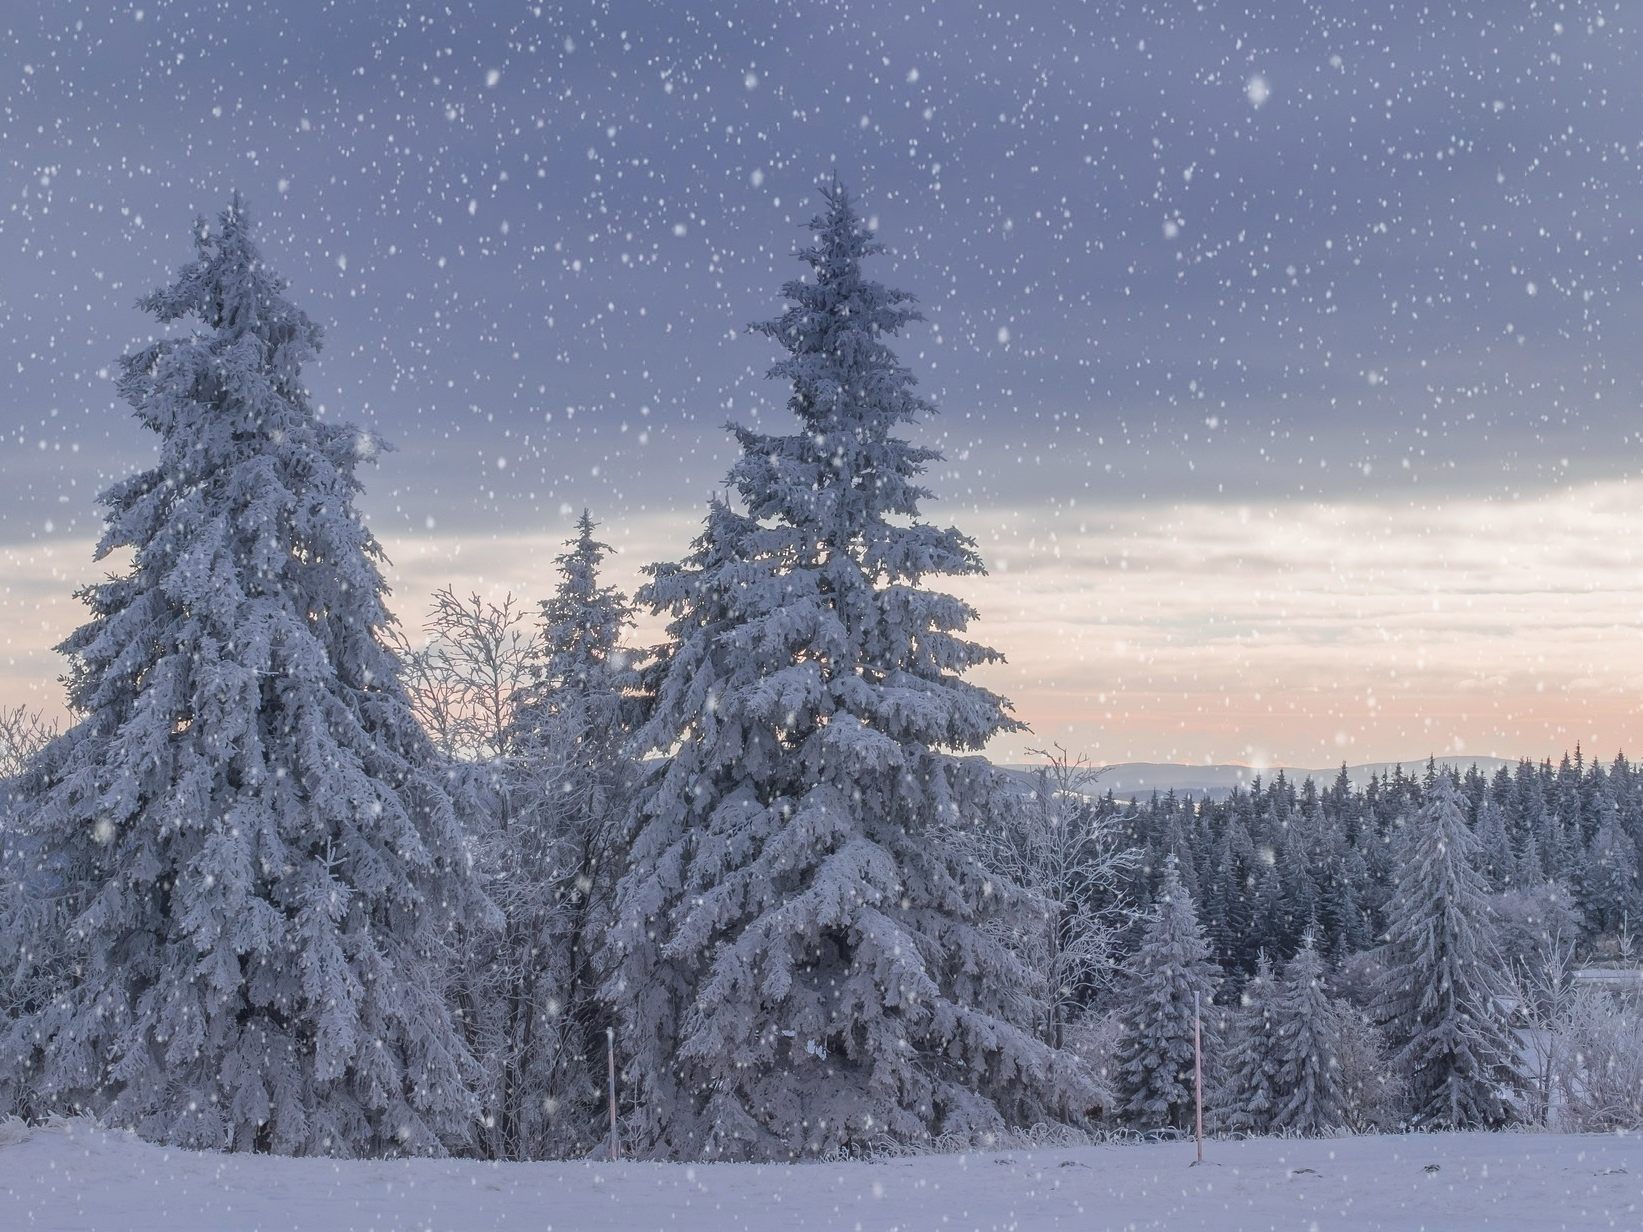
left=0, top=199, right=488, bottom=1156
left=1375, top=774, right=1521, bottom=1128
left=1113, top=858, right=1221, bottom=1132
left=601, top=180, right=1096, bottom=1160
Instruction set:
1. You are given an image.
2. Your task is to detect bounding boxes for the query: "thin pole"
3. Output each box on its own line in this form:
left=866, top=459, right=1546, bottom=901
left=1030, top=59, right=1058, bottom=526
left=1193, top=990, right=1204, bottom=1165
left=606, top=1025, right=621, bottom=1161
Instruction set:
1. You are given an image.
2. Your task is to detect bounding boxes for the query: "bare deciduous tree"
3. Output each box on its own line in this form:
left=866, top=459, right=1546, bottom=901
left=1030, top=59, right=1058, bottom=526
left=386, top=587, right=541, bottom=763
left=0, top=705, right=58, bottom=782
left=1507, top=911, right=1581, bottom=1127
left=1, top=707, right=63, bottom=1116
left=1553, top=984, right=1643, bottom=1130
left=970, top=744, right=1135, bottom=1049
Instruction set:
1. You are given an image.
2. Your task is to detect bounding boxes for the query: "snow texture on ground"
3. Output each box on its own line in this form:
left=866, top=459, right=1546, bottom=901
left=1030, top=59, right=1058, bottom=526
left=0, top=1120, right=1637, bottom=1231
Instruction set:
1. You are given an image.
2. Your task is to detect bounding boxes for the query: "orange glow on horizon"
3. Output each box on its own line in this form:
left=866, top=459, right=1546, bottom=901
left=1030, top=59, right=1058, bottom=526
left=4, top=479, right=1639, bottom=770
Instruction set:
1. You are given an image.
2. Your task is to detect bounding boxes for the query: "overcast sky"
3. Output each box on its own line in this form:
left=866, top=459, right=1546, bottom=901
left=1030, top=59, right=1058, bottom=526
left=3, top=1, right=1641, bottom=766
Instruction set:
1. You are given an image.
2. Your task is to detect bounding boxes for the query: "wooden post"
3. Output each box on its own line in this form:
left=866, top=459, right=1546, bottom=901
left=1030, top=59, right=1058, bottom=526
left=606, top=1025, right=621, bottom=1161
left=1193, top=990, right=1204, bottom=1165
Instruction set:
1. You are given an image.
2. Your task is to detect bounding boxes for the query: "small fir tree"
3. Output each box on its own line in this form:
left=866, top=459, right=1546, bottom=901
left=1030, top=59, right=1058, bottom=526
left=1113, top=858, right=1221, bottom=1132
left=1270, top=938, right=1349, bottom=1135
left=1220, top=952, right=1281, bottom=1135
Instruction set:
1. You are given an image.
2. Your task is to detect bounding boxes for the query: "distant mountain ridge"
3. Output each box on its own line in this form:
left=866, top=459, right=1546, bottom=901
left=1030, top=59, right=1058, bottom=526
left=999, top=756, right=1518, bottom=801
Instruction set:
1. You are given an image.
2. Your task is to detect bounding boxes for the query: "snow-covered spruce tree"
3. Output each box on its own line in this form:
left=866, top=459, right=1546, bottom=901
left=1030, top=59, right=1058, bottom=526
left=1269, top=938, right=1348, bottom=1135
left=1206, top=818, right=1256, bottom=969
left=1474, top=798, right=1517, bottom=893
left=602, top=180, right=1098, bottom=1160
left=0, top=199, right=490, bottom=1156
left=495, top=510, right=640, bottom=1158
left=1113, top=857, right=1221, bottom=1133
left=1374, top=773, right=1522, bottom=1128
left=1219, top=952, right=1280, bottom=1135
left=1576, top=795, right=1641, bottom=942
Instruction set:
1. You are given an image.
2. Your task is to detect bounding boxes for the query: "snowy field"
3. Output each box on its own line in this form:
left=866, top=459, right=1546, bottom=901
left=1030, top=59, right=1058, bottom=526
left=1, top=1121, right=1637, bottom=1232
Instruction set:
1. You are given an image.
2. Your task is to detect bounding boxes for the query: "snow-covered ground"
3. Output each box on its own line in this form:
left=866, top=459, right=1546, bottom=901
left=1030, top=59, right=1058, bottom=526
left=1, top=1121, right=1637, bottom=1232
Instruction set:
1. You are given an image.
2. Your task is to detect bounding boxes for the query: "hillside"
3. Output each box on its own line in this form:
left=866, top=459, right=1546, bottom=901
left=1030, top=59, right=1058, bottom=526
left=1002, top=757, right=1519, bottom=801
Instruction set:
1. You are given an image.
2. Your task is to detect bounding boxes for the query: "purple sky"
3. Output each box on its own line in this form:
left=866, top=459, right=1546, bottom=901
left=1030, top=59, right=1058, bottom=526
left=4, top=1, right=1641, bottom=764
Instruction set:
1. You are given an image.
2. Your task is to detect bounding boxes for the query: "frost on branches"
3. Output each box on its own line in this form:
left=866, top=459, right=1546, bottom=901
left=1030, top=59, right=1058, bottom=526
left=0, top=200, right=490, bottom=1156
left=1375, top=774, right=1523, bottom=1128
left=602, top=181, right=1100, bottom=1161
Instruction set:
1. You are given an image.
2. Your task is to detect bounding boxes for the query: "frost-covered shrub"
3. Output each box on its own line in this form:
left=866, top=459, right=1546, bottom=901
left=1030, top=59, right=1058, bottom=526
left=1554, top=990, right=1643, bottom=1131
left=1491, top=882, right=1581, bottom=975
left=1332, top=1015, right=1405, bottom=1133
left=1061, top=1010, right=1122, bottom=1122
